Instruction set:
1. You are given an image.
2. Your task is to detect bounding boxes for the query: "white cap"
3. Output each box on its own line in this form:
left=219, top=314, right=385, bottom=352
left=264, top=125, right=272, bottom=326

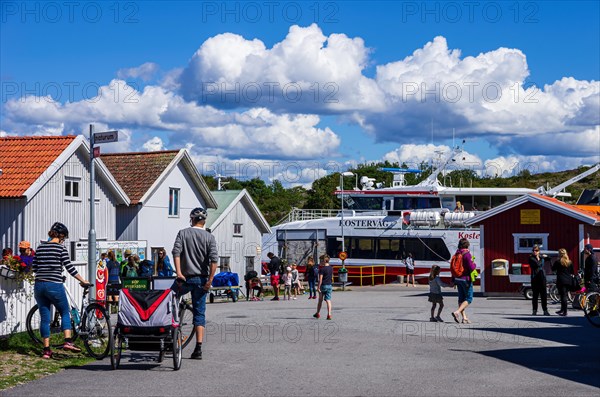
left=286, top=266, right=291, bottom=271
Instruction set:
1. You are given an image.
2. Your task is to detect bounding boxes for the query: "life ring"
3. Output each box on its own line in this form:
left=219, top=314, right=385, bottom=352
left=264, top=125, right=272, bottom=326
left=403, top=211, right=411, bottom=225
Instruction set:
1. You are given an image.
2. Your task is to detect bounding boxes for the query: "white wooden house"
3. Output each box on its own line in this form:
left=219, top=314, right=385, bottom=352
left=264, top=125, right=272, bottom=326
left=101, top=149, right=218, bottom=262
left=0, top=135, right=130, bottom=336
left=206, top=189, right=271, bottom=279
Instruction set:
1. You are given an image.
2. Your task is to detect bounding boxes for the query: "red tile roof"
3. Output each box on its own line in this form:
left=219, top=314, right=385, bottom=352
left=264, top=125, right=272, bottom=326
left=0, top=136, right=77, bottom=198
left=100, top=151, right=179, bottom=204
left=531, top=193, right=600, bottom=222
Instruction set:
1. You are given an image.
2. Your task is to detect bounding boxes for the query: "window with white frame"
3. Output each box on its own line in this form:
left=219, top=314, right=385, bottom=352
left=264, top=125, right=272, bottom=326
left=513, top=233, right=549, bottom=253
left=65, top=177, right=81, bottom=200
left=233, top=223, right=242, bottom=236
left=168, top=188, right=180, bottom=216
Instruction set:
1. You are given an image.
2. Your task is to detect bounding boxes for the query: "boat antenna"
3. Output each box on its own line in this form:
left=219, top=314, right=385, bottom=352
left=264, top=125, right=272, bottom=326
left=215, top=172, right=230, bottom=191
left=452, top=128, right=455, bottom=149
left=431, top=119, right=434, bottom=145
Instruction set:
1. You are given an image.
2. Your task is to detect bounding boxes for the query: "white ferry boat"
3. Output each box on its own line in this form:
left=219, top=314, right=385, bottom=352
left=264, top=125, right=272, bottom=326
left=263, top=150, right=599, bottom=282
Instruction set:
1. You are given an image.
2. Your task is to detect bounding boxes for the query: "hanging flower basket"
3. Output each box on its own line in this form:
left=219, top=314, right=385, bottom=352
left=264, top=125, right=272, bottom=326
left=0, top=255, right=34, bottom=284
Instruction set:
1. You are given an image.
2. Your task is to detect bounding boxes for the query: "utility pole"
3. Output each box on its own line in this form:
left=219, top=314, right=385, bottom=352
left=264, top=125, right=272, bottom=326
left=88, top=125, right=118, bottom=297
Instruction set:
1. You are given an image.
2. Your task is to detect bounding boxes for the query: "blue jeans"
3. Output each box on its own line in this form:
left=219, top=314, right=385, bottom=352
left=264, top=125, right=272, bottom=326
left=34, top=281, right=71, bottom=338
left=455, top=279, right=473, bottom=304
left=308, top=279, right=317, bottom=297
left=171, top=276, right=208, bottom=327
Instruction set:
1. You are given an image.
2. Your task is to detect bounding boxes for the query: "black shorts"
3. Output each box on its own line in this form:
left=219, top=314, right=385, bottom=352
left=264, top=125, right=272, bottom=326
left=106, top=283, right=122, bottom=296
left=406, top=268, right=414, bottom=275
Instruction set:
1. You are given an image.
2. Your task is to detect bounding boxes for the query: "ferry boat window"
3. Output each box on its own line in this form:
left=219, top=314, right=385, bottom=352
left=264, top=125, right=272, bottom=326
left=393, top=197, right=441, bottom=210
left=491, top=195, right=508, bottom=208
left=346, top=196, right=383, bottom=210
left=417, top=197, right=440, bottom=209
left=402, top=238, right=451, bottom=261
left=354, top=238, right=375, bottom=259
left=441, top=197, right=455, bottom=211
left=377, top=239, right=402, bottom=260
left=393, top=198, right=415, bottom=210
left=474, top=196, right=491, bottom=211
left=326, top=237, right=450, bottom=261
left=456, top=196, right=474, bottom=211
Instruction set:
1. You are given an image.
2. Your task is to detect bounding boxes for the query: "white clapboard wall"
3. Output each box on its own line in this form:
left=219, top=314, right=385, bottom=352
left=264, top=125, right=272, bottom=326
left=0, top=262, right=88, bottom=337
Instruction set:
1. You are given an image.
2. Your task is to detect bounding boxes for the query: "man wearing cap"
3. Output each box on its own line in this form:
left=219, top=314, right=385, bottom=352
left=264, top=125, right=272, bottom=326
left=583, top=243, right=598, bottom=290
left=172, top=207, right=218, bottom=360
left=18, top=241, right=35, bottom=272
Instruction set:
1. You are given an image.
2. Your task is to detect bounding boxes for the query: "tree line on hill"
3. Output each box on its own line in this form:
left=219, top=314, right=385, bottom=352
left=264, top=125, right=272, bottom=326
left=203, top=163, right=599, bottom=226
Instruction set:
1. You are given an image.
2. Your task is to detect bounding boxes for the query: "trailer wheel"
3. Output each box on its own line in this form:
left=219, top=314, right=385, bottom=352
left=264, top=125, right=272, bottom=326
left=523, top=288, right=533, bottom=300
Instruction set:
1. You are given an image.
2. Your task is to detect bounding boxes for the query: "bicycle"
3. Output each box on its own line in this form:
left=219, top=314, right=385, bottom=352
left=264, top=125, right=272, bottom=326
left=149, top=284, right=195, bottom=364
left=26, top=278, right=114, bottom=361
left=547, top=282, right=573, bottom=304
left=582, top=290, right=600, bottom=327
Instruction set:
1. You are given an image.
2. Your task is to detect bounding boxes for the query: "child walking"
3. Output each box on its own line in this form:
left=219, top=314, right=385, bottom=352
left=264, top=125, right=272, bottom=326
left=428, top=265, right=450, bottom=322
left=283, top=266, right=293, bottom=300
left=291, top=263, right=302, bottom=299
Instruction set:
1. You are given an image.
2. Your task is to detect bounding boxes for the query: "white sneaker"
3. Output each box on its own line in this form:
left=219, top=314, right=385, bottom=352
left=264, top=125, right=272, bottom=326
left=293, top=297, right=297, bottom=300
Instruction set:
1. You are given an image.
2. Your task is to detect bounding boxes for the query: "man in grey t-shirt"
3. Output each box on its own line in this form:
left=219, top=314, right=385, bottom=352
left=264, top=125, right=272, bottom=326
left=172, top=207, right=218, bottom=360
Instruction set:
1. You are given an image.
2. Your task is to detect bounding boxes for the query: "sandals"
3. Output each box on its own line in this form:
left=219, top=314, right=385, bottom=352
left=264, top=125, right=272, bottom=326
left=451, top=312, right=460, bottom=323
left=462, top=318, right=472, bottom=324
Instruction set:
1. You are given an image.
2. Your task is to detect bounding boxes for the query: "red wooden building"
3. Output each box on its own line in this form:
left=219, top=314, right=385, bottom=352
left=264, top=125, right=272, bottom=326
left=466, top=194, right=600, bottom=295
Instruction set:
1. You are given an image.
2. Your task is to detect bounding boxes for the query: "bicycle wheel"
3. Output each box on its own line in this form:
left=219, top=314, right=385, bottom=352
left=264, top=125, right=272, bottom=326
left=26, top=304, right=78, bottom=347
left=179, top=302, right=196, bottom=349
left=82, top=303, right=112, bottom=359
left=583, top=292, right=600, bottom=328
left=172, top=327, right=182, bottom=371
left=549, top=284, right=559, bottom=303
left=111, top=329, right=122, bottom=369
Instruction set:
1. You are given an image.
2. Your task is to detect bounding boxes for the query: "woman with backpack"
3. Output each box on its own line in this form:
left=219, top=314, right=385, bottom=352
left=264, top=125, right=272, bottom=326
left=122, top=255, right=139, bottom=278
left=451, top=238, right=476, bottom=324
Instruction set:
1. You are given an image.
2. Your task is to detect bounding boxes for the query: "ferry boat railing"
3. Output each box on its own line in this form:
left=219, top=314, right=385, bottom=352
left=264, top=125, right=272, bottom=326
left=278, top=208, right=388, bottom=225
left=332, top=265, right=387, bottom=286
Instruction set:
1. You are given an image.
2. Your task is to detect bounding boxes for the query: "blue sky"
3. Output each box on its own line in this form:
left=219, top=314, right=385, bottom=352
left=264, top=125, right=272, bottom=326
left=1, top=1, right=599, bottom=185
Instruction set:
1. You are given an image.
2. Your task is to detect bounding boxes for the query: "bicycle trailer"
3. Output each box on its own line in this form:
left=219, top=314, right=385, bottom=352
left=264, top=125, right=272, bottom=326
left=111, top=289, right=182, bottom=370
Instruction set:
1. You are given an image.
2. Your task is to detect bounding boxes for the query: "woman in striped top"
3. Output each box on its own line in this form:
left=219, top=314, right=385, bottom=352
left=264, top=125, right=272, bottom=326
left=33, top=222, right=89, bottom=359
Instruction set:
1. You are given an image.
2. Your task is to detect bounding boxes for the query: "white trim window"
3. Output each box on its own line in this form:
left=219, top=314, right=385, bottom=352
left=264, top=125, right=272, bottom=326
left=65, top=177, right=81, bottom=200
left=513, top=233, right=549, bottom=253
left=233, top=223, right=243, bottom=236
left=168, top=188, right=180, bottom=217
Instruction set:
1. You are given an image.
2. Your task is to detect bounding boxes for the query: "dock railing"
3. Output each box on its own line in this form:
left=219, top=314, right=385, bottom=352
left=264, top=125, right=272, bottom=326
left=333, top=265, right=387, bottom=286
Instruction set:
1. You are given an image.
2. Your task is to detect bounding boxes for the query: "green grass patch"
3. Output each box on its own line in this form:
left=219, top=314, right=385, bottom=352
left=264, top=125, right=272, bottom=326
left=0, top=331, right=94, bottom=391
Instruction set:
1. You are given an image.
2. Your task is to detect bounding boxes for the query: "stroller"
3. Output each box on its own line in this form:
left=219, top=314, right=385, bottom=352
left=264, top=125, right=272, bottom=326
left=111, top=288, right=182, bottom=370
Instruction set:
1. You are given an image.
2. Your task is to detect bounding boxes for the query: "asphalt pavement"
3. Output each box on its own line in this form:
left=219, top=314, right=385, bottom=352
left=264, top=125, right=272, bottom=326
left=2, top=284, right=599, bottom=396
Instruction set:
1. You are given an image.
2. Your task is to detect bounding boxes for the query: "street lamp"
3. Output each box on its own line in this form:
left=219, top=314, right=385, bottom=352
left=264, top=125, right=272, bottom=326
left=340, top=171, right=354, bottom=255
left=339, top=171, right=354, bottom=289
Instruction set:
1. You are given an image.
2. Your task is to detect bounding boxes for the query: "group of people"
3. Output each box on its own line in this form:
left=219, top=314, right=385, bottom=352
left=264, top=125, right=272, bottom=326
left=528, top=243, right=598, bottom=316
left=426, top=237, right=476, bottom=324
left=15, top=205, right=600, bottom=361
left=102, top=248, right=175, bottom=304
left=1, top=241, right=36, bottom=271
left=22, top=206, right=217, bottom=360
left=426, top=239, right=599, bottom=324
left=265, top=252, right=334, bottom=319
